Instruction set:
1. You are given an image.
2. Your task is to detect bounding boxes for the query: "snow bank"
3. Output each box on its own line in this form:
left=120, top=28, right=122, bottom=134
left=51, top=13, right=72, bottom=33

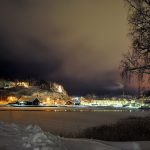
left=0, top=122, right=150, bottom=150
left=62, top=138, right=120, bottom=150
left=0, top=122, right=66, bottom=150
left=62, top=138, right=150, bottom=150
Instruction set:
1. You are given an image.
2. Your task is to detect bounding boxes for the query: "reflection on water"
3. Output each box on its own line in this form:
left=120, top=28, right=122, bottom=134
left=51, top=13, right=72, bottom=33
left=0, top=106, right=148, bottom=112
left=0, top=107, right=149, bottom=135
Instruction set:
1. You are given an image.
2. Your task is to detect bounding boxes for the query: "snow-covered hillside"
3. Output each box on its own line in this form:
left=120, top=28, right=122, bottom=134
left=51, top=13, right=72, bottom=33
left=0, top=122, right=150, bottom=150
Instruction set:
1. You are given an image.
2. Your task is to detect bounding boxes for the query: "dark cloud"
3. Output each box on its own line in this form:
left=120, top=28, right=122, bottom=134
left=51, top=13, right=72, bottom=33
left=0, top=0, right=129, bottom=95
left=0, top=34, right=62, bottom=79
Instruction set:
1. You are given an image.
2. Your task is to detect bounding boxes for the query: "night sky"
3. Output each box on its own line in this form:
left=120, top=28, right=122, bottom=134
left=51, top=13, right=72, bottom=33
left=0, top=0, right=130, bottom=95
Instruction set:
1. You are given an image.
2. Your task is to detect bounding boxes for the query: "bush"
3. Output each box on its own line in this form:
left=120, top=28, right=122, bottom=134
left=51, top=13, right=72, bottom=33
left=77, top=116, right=150, bottom=141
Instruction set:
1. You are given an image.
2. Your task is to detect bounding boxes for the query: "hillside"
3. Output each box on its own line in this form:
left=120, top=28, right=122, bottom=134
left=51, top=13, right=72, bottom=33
left=0, top=79, right=70, bottom=104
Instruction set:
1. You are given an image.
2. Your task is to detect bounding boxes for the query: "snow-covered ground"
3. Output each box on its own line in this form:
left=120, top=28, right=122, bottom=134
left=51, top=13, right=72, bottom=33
left=0, top=122, right=150, bottom=150
left=63, top=138, right=150, bottom=150
left=0, top=122, right=65, bottom=150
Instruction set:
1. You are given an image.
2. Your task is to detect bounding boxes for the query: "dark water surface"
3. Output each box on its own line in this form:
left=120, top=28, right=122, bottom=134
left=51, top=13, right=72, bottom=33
left=0, top=109, right=150, bottom=135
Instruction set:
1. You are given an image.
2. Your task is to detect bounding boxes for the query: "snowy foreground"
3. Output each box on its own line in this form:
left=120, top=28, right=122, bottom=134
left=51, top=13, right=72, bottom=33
left=0, top=122, right=150, bottom=150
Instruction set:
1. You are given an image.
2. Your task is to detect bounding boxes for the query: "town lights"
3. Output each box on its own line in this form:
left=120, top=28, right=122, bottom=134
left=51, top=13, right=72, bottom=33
left=17, top=82, right=29, bottom=88
left=45, top=97, right=51, bottom=105
left=46, top=97, right=50, bottom=102
left=7, top=96, right=17, bottom=103
left=47, top=97, right=50, bottom=101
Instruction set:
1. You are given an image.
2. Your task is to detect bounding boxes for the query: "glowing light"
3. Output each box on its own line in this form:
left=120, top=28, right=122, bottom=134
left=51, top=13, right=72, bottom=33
left=58, top=85, right=63, bottom=93
left=17, top=82, right=29, bottom=88
left=46, top=97, right=50, bottom=101
left=7, top=96, right=17, bottom=103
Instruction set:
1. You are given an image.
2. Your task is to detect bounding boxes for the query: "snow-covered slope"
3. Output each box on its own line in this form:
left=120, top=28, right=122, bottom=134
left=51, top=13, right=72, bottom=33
left=62, top=138, right=150, bottom=150
left=0, top=122, right=65, bottom=150
left=62, top=138, right=120, bottom=150
left=0, top=122, right=150, bottom=150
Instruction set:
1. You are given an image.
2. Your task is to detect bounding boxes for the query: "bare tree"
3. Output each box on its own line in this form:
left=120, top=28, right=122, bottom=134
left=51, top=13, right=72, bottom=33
left=120, top=0, right=150, bottom=96
left=121, top=0, right=150, bottom=79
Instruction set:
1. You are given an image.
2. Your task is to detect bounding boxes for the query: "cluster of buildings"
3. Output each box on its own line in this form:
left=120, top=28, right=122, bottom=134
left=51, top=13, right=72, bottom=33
left=0, top=80, right=150, bottom=109
left=72, top=96, right=150, bottom=109
left=0, top=94, right=150, bottom=109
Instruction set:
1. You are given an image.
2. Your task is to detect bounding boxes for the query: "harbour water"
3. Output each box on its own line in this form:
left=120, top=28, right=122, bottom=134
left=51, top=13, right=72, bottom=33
left=0, top=107, right=150, bottom=135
